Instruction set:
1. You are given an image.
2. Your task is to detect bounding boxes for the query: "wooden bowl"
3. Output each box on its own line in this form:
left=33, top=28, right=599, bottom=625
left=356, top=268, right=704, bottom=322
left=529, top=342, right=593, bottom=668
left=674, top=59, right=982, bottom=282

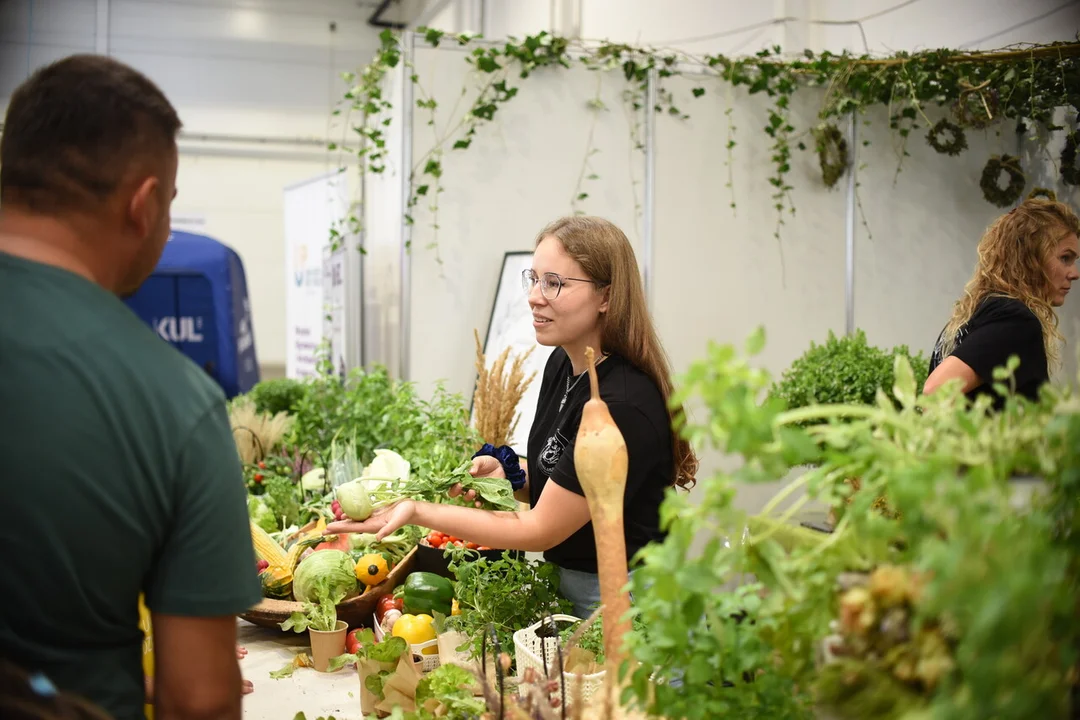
left=239, top=547, right=418, bottom=631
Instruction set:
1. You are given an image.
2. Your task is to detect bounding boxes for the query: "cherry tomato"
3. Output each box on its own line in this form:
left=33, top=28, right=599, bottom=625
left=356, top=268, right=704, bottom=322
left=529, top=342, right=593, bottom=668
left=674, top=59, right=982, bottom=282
left=258, top=462, right=267, bottom=470
left=447, top=536, right=460, bottom=544
left=346, top=629, right=364, bottom=655
left=426, top=532, right=441, bottom=546
left=253, top=473, right=264, bottom=483
left=465, top=541, right=478, bottom=550
left=477, top=546, right=491, bottom=551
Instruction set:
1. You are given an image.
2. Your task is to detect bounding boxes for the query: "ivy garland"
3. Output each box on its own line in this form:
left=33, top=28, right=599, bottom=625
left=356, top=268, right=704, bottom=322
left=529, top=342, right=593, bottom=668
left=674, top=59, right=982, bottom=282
left=335, top=34, right=1080, bottom=251
left=812, top=123, right=848, bottom=188
left=1062, top=131, right=1080, bottom=187
left=926, top=119, right=968, bottom=156
left=980, top=154, right=1026, bottom=208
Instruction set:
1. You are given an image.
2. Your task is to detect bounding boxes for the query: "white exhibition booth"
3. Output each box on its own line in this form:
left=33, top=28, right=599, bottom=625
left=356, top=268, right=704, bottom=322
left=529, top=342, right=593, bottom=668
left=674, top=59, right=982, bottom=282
left=284, top=32, right=1080, bottom=464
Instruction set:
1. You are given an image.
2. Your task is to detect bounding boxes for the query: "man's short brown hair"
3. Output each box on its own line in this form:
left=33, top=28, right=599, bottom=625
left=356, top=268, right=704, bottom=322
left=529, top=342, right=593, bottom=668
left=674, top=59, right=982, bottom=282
left=1, top=54, right=182, bottom=214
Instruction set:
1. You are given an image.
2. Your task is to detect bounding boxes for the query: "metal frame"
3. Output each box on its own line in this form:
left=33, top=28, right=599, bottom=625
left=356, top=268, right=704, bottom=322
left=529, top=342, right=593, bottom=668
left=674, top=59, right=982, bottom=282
left=399, top=30, right=416, bottom=381
left=643, top=68, right=657, bottom=308
left=845, top=112, right=857, bottom=335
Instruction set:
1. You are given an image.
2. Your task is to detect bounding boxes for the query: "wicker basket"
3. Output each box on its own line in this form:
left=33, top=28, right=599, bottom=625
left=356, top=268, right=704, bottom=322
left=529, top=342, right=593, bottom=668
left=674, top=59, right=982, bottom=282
left=513, top=615, right=605, bottom=704
left=239, top=547, right=417, bottom=630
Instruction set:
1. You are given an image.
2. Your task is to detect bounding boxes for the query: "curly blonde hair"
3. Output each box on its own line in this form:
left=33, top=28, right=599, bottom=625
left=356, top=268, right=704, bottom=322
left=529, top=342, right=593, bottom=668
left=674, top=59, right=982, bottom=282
left=941, top=199, right=1080, bottom=371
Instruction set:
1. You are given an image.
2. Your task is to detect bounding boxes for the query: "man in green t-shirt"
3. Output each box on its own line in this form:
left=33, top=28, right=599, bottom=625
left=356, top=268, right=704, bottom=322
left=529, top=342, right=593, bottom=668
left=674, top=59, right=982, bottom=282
left=0, top=55, right=262, bottom=720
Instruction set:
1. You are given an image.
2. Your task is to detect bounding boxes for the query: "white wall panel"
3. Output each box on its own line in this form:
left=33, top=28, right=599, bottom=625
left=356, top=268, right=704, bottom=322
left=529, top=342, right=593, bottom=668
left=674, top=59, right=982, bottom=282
left=404, top=44, right=645, bottom=401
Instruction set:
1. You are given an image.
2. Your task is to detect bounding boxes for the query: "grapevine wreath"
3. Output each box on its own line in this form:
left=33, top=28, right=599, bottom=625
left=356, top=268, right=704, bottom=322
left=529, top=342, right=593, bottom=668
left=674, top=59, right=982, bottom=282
left=813, top=123, right=848, bottom=188
left=926, top=119, right=968, bottom=156
left=1027, top=187, right=1057, bottom=202
left=980, top=154, right=1025, bottom=208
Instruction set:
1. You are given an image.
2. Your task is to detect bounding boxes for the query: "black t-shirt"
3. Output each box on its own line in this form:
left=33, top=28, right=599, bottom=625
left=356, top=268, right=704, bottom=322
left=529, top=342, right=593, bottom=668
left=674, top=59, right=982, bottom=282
left=928, top=295, right=1049, bottom=407
left=527, top=348, right=673, bottom=574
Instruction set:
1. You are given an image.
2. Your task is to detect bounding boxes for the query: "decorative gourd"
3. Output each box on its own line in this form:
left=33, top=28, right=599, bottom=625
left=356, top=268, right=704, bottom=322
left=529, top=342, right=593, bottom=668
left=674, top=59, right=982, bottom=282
left=260, top=566, right=293, bottom=599
left=355, top=553, right=390, bottom=586
left=574, top=346, right=632, bottom=712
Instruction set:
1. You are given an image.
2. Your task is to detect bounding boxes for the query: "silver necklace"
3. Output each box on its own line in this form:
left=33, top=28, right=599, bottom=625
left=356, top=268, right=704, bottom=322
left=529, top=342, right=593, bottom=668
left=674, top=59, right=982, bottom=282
left=558, top=354, right=607, bottom=413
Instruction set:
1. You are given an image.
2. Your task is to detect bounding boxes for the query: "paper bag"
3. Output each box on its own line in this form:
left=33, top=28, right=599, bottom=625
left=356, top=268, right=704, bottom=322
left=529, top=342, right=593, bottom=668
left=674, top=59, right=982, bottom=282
left=357, top=657, right=398, bottom=716
left=373, top=654, right=423, bottom=716
left=437, top=630, right=477, bottom=672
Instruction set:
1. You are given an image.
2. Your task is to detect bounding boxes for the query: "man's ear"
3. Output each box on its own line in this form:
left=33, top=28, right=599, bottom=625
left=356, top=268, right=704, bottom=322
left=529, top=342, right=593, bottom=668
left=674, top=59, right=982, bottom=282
left=127, top=176, right=160, bottom=239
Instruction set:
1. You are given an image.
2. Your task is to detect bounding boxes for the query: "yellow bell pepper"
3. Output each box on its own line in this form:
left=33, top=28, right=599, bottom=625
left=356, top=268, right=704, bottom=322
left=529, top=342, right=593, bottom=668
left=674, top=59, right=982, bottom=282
left=452, top=598, right=461, bottom=616
left=391, top=613, right=437, bottom=655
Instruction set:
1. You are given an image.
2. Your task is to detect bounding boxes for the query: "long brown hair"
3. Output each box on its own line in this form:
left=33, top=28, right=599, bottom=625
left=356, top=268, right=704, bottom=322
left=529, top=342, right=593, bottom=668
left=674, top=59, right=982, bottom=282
left=941, top=198, right=1080, bottom=371
left=535, top=216, right=699, bottom=489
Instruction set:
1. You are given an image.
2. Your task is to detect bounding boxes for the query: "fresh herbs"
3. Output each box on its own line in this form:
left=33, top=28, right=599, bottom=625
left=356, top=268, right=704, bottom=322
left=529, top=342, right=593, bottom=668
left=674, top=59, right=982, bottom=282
left=623, top=329, right=1080, bottom=719
left=769, top=329, right=929, bottom=417
left=443, top=549, right=572, bottom=667
left=365, top=461, right=517, bottom=512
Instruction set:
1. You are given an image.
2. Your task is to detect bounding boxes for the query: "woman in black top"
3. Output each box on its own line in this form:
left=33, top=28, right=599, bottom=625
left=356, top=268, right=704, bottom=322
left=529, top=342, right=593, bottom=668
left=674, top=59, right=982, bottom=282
left=925, top=198, right=1079, bottom=406
left=329, top=216, right=697, bottom=616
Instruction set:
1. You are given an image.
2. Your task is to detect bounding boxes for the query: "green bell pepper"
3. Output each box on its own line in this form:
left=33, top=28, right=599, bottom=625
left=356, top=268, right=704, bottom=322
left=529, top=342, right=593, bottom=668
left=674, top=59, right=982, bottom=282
left=401, top=571, right=454, bottom=616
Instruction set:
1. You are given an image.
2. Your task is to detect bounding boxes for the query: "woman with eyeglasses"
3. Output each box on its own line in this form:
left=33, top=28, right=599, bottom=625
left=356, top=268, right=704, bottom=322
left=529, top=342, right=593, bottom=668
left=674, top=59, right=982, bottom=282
left=328, top=216, right=697, bottom=617
left=924, top=198, right=1079, bottom=407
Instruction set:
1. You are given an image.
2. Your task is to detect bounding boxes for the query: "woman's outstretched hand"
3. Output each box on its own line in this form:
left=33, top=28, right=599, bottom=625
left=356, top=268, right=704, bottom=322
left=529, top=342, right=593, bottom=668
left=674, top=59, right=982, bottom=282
left=450, top=456, right=504, bottom=508
left=326, top=500, right=416, bottom=541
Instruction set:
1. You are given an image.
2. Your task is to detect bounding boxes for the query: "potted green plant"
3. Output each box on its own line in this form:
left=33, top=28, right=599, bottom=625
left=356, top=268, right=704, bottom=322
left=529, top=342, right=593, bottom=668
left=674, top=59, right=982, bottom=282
left=280, top=592, right=350, bottom=672
left=279, top=550, right=359, bottom=672
left=769, top=330, right=929, bottom=520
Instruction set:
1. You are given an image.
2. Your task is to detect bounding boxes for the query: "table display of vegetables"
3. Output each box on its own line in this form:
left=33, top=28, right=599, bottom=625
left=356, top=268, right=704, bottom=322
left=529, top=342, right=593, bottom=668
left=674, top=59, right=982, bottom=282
left=240, top=338, right=1080, bottom=720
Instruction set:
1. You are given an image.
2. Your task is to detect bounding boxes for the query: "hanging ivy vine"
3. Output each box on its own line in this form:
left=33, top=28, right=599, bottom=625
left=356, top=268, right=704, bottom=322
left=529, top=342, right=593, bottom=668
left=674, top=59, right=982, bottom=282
left=335, top=31, right=1080, bottom=253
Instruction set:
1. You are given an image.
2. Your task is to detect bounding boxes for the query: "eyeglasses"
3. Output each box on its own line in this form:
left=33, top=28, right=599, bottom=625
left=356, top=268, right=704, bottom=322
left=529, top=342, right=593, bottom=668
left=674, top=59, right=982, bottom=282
left=521, top=269, right=603, bottom=300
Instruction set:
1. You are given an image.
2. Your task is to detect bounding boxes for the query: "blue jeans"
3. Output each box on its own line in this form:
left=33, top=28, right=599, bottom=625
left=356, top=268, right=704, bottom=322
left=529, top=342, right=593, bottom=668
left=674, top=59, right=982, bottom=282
left=558, top=566, right=603, bottom=619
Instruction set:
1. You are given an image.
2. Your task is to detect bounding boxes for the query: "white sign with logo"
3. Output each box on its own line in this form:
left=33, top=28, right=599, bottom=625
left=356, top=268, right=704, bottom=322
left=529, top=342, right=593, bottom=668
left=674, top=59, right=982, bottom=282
left=283, top=172, right=350, bottom=379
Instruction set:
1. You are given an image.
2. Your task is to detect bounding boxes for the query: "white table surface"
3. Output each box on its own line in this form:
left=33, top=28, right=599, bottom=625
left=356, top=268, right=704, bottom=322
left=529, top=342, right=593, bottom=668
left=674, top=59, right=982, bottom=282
left=237, top=619, right=363, bottom=720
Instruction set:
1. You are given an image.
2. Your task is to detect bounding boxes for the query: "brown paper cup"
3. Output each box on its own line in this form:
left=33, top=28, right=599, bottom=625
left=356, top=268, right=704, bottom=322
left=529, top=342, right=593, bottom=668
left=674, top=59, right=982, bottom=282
left=309, top=621, right=348, bottom=672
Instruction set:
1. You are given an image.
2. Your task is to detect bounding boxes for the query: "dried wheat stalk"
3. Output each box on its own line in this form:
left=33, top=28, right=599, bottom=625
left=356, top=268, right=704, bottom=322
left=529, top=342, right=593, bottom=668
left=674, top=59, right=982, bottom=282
left=472, top=328, right=537, bottom=448
left=228, top=398, right=293, bottom=464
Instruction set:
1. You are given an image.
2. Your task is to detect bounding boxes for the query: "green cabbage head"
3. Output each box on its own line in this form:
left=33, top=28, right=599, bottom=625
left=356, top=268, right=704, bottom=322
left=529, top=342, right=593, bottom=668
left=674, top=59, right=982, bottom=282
left=292, top=549, right=358, bottom=605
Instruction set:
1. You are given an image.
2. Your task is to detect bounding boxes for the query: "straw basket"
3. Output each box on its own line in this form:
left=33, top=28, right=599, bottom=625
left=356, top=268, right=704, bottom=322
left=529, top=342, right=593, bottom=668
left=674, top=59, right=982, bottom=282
left=513, top=615, right=606, bottom=704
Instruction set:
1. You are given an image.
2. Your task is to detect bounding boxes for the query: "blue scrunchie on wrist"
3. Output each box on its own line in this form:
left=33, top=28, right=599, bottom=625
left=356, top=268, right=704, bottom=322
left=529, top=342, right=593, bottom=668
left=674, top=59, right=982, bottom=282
left=472, top=443, right=527, bottom=490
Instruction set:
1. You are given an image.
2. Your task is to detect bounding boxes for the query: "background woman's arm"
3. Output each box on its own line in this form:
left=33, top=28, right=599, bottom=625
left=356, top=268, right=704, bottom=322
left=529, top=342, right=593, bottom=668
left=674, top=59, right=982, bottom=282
left=923, top=355, right=981, bottom=395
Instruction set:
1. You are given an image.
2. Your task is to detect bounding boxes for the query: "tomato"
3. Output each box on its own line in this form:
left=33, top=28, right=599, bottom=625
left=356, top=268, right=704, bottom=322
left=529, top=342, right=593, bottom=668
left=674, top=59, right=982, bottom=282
left=253, top=473, right=264, bottom=482
left=258, top=462, right=267, bottom=470
left=447, top=536, right=460, bottom=544
left=465, top=541, right=478, bottom=550
left=346, top=629, right=364, bottom=655
left=477, top=546, right=491, bottom=551
left=425, top=532, right=440, bottom=546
